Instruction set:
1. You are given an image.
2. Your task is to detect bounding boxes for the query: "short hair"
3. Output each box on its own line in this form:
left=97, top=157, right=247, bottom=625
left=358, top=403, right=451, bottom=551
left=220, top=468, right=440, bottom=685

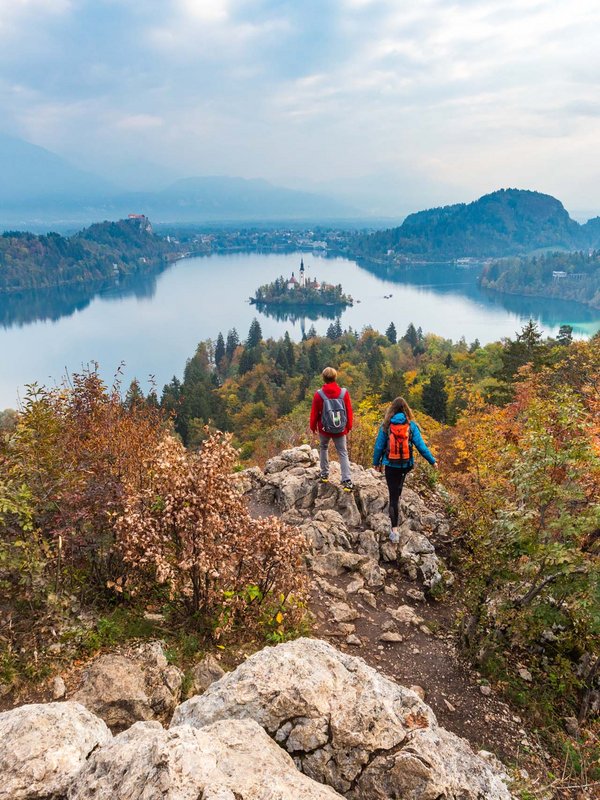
left=322, top=367, right=337, bottom=383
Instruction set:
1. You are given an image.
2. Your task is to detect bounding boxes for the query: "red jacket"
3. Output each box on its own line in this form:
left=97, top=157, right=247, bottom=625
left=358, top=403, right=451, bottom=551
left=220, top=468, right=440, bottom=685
left=310, top=382, right=353, bottom=437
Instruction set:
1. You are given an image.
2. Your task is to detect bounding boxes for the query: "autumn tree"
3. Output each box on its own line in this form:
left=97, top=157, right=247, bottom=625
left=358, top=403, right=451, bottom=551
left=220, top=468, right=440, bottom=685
left=115, top=430, right=308, bottom=637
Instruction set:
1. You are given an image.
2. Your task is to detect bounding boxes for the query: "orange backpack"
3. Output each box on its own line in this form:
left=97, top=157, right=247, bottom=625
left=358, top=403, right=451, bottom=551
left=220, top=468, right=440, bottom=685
left=387, top=421, right=413, bottom=466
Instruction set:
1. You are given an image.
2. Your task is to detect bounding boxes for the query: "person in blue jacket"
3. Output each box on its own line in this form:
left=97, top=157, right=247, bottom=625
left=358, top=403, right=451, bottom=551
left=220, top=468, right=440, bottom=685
left=372, top=396, right=437, bottom=543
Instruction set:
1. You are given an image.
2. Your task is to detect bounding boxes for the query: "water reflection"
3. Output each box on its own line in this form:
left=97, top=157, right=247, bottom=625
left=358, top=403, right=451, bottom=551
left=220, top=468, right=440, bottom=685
left=252, top=301, right=344, bottom=324
left=0, top=268, right=164, bottom=329
left=356, top=259, right=600, bottom=336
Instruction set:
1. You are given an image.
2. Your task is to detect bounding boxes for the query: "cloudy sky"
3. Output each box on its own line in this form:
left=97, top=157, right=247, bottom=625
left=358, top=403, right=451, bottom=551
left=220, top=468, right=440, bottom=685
left=1, top=0, right=599, bottom=217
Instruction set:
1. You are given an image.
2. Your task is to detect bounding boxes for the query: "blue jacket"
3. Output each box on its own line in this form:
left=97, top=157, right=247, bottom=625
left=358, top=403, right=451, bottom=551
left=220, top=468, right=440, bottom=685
left=372, top=412, right=436, bottom=468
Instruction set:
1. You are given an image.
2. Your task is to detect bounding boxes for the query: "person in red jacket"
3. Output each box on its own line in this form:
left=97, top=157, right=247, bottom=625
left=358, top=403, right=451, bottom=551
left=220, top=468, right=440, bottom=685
left=310, top=367, right=354, bottom=490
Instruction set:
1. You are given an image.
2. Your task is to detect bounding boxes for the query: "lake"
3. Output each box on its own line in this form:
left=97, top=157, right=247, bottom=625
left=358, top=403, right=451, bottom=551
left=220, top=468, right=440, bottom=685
left=1, top=251, right=599, bottom=408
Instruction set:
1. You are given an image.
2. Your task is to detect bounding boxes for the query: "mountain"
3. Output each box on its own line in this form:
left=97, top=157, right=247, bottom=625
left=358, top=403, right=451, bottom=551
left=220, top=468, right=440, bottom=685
left=355, top=188, right=586, bottom=260
left=0, top=133, right=116, bottom=209
left=581, top=216, right=600, bottom=249
left=111, top=176, right=358, bottom=222
left=0, top=135, right=359, bottom=225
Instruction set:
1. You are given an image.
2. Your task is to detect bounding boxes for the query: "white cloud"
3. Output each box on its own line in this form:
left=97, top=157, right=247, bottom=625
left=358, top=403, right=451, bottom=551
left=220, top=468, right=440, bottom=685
left=115, top=114, right=165, bottom=131
left=1, top=0, right=600, bottom=212
left=0, top=0, right=71, bottom=38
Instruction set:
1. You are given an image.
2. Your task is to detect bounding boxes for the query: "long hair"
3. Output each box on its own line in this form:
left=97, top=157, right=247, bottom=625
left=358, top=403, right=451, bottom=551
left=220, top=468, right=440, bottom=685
left=383, top=396, right=413, bottom=432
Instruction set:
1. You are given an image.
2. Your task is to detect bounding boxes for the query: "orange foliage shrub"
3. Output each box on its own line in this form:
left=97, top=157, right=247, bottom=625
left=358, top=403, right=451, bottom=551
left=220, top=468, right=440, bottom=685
left=1, top=368, right=167, bottom=598
left=115, top=429, right=308, bottom=637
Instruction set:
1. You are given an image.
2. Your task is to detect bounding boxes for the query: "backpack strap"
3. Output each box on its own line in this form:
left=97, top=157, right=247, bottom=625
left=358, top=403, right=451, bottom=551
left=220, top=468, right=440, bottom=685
left=317, top=389, right=327, bottom=402
left=339, top=388, right=347, bottom=399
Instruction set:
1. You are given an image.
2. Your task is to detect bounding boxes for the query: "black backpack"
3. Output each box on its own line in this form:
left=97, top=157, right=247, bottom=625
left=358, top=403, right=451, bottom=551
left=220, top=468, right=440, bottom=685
left=318, top=388, right=348, bottom=434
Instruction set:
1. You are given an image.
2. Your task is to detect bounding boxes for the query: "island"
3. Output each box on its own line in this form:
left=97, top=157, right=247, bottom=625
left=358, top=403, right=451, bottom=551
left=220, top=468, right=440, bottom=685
left=250, top=259, right=353, bottom=310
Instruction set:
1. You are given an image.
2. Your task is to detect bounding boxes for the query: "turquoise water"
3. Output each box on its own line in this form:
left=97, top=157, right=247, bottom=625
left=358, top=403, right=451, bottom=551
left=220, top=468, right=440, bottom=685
left=1, top=251, right=598, bottom=408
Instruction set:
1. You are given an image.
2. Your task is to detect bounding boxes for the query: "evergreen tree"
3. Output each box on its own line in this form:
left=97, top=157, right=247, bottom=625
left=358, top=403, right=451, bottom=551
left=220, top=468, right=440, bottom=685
left=422, top=373, right=448, bottom=422
left=297, top=349, right=310, bottom=376
left=297, top=374, right=310, bottom=403
left=253, top=381, right=268, bottom=404
left=124, top=378, right=144, bottom=409
left=557, top=324, right=573, bottom=345
left=308, top=342, right=320, bottom=373
left=283, top=331, right=295, bottom=369
left=381, top=370, right=407, bottom=402
left=246, top=318, right=263, bottom=348
left=275, top=343, right=289, bottom=372
left=403, top=322, right=419, bottom=350
left=225, top=328, right=240, bottom=359
left=367, top=346, right=385, bottom=392
left=238, top=347, right=256, bottom=375
left=499, top=320, right=546, bottom=382
left=214, top=332, right=226, bottom=367
left=385, top=322, right=397, bottom=344
left=160, top=376, right=182, bottom=416
left=307, top=325, right=317, bottom=339
left=444, top=352, right=454, bottom=369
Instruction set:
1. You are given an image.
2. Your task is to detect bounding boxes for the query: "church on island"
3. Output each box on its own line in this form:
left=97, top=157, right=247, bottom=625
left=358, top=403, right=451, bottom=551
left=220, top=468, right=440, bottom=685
left=250, top=259, right=352, bottom=310
left=287, top=259, right=321, bottom=291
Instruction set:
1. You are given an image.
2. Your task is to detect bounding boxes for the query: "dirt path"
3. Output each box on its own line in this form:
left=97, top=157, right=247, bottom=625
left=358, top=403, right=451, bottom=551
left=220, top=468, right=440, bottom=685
left=310, top=564, right=527, bottom=763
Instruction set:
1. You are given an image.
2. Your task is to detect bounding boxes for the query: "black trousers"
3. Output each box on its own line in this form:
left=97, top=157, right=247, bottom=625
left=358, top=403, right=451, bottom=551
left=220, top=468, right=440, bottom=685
left=385, top=466, right=408, bottom=528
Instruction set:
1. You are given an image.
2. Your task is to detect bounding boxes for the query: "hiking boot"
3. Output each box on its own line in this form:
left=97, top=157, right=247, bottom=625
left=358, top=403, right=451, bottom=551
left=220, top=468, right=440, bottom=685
left=341, top=480, right=354, bottom=492
left=319, top=474, right=329, bottom=483
left=389, top=529, right=400, bottom=544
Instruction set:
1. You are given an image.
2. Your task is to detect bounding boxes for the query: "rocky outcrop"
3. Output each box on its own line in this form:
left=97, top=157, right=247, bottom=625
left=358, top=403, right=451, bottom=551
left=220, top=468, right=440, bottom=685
left=171, top=638, right=512, bottom=799
left=240, top=445, right=451, bottom=591
left=68, top=719, right=343, bottom=799
left=71, top=641, right=183, bottom=732
left=185, top=654, right=226, bottom=698
left=0, top=701, right=111, bottom=800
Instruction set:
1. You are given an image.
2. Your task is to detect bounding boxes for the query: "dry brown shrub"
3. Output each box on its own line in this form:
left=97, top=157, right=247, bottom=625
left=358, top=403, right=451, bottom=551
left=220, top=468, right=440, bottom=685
left=115, top=429, right=309, bottom=638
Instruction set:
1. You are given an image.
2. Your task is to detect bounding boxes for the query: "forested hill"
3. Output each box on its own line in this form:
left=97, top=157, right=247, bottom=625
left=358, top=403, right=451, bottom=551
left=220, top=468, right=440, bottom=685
left=354, top=189, right=592, bottom=261
left=480, top=250, right=600, bottom=309
left=0, top=216, right=176, bottom=293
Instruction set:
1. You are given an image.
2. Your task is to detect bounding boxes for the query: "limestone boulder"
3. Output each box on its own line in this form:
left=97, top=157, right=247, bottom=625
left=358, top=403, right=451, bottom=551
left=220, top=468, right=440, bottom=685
left=0, top=701, right=111, bottom=800
left=171, top=638, right=512, bottom=800
left=68, top=719, right=343, bottom=800
left=310, top=550, right=384, bottom=589
left=186, top=655, right=225, bottom=698
left=300, top=509, right=354, bottom=552
left=71, top=640, right=183, bottom=732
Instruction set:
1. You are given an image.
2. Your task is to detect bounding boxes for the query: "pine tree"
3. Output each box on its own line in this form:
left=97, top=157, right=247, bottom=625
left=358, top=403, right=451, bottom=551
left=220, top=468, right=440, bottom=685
left=308, top=342, right=320, bottom=373
left=422, top=373, right=448, bottom=422
left=238, top=347, right=255, bottom=376
left=381, top=370, right=407, bottom=402
left=403, top=323, right=418, bottom=350
left=283, top=331, right=295, bottom=369
left=124, top=378, right=144, bottom=409
left=214, top=332, right=226, bottom=367
left=385, top=322, right=397, bottom=344
left=246, top=318, right=263, bottom=348
left=557, top=324, right=573, bottom=346
left=367, top=346, right=385, bottom=392
left=253, top=382, right=268, bottom=404
left=225, top=329, right=239, bottom=359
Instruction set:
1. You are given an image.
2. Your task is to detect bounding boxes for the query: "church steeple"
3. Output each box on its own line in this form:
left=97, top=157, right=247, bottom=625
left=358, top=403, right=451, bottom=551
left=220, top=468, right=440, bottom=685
left=299, top=258, right=305, bottom=287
